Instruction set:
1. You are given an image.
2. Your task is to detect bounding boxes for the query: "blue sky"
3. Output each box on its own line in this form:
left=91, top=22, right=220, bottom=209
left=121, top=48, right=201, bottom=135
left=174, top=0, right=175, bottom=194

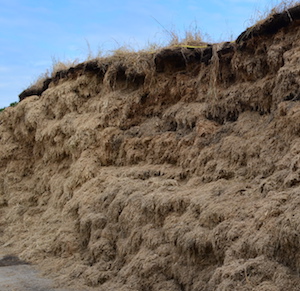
left=0, top=0, right=282, bottom=107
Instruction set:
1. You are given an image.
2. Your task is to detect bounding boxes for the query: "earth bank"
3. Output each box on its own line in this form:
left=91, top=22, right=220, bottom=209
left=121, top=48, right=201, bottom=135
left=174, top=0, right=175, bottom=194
left=1, top=6, right=300, bottom=291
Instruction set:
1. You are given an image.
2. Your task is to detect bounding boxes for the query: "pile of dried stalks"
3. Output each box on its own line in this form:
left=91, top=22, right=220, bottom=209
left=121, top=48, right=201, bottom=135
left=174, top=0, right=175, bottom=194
left=1, top=4, right=300, bottom=291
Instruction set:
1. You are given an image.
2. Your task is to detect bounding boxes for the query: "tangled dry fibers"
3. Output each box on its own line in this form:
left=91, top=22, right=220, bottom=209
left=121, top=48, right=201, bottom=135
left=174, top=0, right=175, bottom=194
left=1, top=6, right=300, bottom=291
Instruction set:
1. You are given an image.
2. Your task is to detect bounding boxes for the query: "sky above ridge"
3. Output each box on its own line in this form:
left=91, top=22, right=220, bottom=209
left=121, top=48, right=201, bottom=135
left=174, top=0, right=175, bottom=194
left=0, top=0, right=284, bottom=107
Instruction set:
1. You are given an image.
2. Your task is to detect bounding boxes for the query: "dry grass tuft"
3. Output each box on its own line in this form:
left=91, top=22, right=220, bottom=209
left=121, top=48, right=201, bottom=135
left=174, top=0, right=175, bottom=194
left=168, top=28, right=204, bottom=47
left=164, top=22, right=207, bottom=48
left=29, top=57, right=80, bottom=89
left=51, top=57, right=80, bottom=77
left=248, top=0, right=300, bottom=28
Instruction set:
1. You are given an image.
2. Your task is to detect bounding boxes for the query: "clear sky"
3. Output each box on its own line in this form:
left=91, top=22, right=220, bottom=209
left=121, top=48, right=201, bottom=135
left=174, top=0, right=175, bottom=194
left=0, top=0, right=284, bottom=108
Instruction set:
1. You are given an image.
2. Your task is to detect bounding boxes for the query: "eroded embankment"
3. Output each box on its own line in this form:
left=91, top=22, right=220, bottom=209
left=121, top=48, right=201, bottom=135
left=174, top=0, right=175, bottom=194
left=1, top=8, right=300, bottom=291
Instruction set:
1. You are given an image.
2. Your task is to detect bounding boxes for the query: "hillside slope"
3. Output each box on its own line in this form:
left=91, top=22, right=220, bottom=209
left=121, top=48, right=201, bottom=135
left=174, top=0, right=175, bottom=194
left=1, top=7, right=300, bottom=291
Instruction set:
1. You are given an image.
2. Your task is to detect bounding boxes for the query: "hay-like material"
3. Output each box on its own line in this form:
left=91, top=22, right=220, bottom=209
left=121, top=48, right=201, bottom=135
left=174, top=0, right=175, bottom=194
left=1, top=5, right=300, bottom=291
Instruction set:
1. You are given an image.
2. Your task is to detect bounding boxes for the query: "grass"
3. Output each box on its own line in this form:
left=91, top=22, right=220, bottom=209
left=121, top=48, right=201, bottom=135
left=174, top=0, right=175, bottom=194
left=247, top=0, right=300, bottom=27
left=28, top=57, right=80, bottom=93
left=0, top=102, right=18, bottom=112
left=25, top=25, right=207, bottom=94
left=51, top=57, right=80, bottom=76
left=167, top=26, right=206, bottom=47
left=23, top=0, right=300, bottom=95
left=150, top=18, right=207, bottom=48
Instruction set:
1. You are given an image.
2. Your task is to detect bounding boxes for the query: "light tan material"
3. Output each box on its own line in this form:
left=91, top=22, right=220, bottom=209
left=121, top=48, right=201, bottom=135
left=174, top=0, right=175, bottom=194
left=1, top=16, right=300, bottom=291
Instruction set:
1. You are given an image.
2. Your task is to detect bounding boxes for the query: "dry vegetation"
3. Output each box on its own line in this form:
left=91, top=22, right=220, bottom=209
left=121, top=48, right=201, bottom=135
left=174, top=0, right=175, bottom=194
left=251, top=0, right=300, bottom=23
left=1, top=3, right=300, bottom=291
left=24, top=1, right=300, bottom=96
left=26, top=21, right=208, bottom=98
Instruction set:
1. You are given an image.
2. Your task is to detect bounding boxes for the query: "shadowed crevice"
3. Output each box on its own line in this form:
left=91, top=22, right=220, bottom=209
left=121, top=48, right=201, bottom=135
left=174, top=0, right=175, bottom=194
left=0, top=255, right=30, bottom=267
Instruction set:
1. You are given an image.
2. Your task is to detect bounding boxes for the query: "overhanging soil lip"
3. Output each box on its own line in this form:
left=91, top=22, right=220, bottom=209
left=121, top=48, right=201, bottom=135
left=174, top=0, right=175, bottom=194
left=236, top=5, right=300, bottom=43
